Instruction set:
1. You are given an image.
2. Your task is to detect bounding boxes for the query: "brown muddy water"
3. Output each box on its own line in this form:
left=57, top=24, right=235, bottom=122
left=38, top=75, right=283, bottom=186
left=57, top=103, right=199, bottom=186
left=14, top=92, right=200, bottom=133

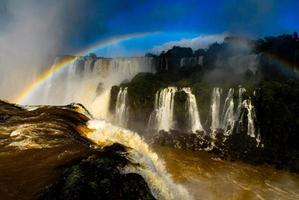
left=153, top=145, right=299, bottom=200
left=1, top=144, right=299, bottom=200
left=0, top=145, right=91, bottom=200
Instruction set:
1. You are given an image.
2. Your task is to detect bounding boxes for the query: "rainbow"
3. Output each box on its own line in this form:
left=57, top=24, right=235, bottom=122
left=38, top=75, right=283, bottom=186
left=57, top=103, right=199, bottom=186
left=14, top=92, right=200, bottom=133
left=13, top=32, right=299, bottom=104
left=263, top=53, right=299, bottom=77
left=14, top=32, right=159, bottom=104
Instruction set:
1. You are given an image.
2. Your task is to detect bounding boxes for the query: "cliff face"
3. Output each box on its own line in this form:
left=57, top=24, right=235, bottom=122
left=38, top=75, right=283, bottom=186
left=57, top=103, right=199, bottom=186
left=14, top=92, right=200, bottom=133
left=153, top=34, right=299, bottom=79
left=110, top=75, right=299, bottom=172
left=108, top=34, right=299, bottom=173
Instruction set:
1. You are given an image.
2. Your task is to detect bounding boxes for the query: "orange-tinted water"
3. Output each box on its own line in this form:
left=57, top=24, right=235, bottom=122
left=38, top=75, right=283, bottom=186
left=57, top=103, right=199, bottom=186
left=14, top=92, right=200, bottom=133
left=154, top=145, right=299, bottom=200
left=0, top=145, right=90, bottom=200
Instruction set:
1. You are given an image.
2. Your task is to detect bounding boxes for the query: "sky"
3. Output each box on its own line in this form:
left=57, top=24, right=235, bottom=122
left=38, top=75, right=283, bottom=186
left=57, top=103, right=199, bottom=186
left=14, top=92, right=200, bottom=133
left=0, top=0, right=298, bottom=100
left=62, top=0, right=299, bottom=56
left=0, top=0, right=298, bottom=57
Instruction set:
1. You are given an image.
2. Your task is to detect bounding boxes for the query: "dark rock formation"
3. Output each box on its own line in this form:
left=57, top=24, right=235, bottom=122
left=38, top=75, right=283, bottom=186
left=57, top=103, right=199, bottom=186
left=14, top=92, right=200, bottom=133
left=111, top=34, right=299, bottom=174
left=155, top=81, right=299, bottom=173
left=111, top=77, right=299, bottom=173
left=150, top=33, right=299, bottom=84
left=156, top=46, right=201, bottom=73
left=40, top=144, right=155, bottom=200
left=153, top=130, right=209, bottom=151
left=0, top=100, right=156, bottom=200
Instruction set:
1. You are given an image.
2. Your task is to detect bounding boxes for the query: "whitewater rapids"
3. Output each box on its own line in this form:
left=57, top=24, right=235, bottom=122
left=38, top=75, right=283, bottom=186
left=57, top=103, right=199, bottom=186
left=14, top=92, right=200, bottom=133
left=0, top=100, right=192, bottom=200
left=85, top=119, right=193, bottom=200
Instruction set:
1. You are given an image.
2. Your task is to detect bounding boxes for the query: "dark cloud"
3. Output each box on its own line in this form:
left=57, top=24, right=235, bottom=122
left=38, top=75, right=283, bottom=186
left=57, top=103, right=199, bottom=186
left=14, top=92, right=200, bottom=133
left=0, top=0, right=298, bottom=100
left=1, top=0, right=297, bottom=54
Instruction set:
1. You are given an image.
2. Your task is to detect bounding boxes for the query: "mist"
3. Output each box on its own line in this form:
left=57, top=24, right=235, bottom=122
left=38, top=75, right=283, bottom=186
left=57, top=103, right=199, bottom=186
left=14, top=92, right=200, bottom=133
left=202, top=38, right=261, bottom=85
left=0, top=0, right=75, bottom=101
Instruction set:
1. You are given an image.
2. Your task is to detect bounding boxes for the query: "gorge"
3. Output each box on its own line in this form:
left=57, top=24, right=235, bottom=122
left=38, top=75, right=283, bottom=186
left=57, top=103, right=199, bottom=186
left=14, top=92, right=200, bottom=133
left=1, top=33, right=299, bottom=200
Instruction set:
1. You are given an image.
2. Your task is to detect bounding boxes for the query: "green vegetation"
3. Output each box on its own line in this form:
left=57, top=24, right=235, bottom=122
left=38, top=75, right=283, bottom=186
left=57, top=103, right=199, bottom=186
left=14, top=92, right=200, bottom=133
left=109, top=33, right=299, bottom=172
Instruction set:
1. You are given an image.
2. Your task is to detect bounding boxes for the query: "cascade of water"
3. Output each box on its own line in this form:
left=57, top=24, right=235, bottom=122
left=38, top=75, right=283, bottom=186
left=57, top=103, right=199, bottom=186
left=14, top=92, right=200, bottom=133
left=91, top=89, right=111, bottom=120
left=234, top=87, right=245, bottom=133
left=236, top=87, right=246, bottom=117
left=27, top=56, right=155, bottom=121
left=83, top=57, right=94, bottom=74
left=42, top=59, right=58, bottom=104
left=93, top=57, right=155, bottom=81
left=180, top=58, right=185, bottom=67
left=236, top=88, right=261, bottom=146
left=242, top=98, right=256, bottom=138
left=86, top=119, right=193, bottom=200
left=198, top=56, right=203, bottom=65
left=91, top=57, right=154, bottom=120
left=179, top=57, right=201, bottom=68
left=210, top=87, right=222, bottom=131
left=220, top=88, right=235, bottom=135
left=181, top=88, right=203, bottom=133
left=64, top=60, right=78, bottom=102
left=114, top=87, right=128, bottom=127
left=150, top=87, right=177, bottom=132
left=206, top=86, right=261, bottom=145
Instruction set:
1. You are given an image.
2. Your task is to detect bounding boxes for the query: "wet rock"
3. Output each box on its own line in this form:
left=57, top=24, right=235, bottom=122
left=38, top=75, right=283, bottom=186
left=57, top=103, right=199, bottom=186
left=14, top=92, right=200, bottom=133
left=40, top=147, right=156, bottom=200
left=0, top=100, right=156, bottom=200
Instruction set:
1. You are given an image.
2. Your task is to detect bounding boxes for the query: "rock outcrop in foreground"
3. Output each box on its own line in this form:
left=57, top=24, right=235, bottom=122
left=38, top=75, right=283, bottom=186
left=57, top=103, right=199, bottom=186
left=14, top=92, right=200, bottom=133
left=0, top=100, right=155, bottom=200
left=41, top=144, right=155, bottom=200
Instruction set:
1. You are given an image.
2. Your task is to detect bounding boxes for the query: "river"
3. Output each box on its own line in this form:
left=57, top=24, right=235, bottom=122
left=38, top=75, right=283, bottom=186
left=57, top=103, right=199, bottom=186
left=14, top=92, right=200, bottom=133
left=154, top=145, right=299, bottom=200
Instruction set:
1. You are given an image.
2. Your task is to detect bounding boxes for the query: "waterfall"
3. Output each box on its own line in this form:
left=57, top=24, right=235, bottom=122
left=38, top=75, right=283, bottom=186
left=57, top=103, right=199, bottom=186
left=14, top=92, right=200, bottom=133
left=180, top=58, right=185, bottom=67
left=236, top=87, right=246, bottom=117
left=234, top=87, right=246, bottom=133
left=91, top=89, right=112, bottom=120
left=114, top=87, right=128, bottom=127
left=64, top=60, right=78, bottom=102
left=236, top=88, right=261, bottom=146
left=242, top=98, right=256, bottom=138
left=25, top=56, right=155, bottom=120
left=220, top=88, right=235, bottom=135
left=179, top=57, right=202, bottom=68
left=207, top=86, right=261, bottom=145
left=86, top=119, right=193, bottom=200
left=210, top=87, right=222, bottom=130
left=182, top=87, right=203, bottom=133
left=150, top=87, right=177, bottom=132
left=42, top=57, right=59, bottom=104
